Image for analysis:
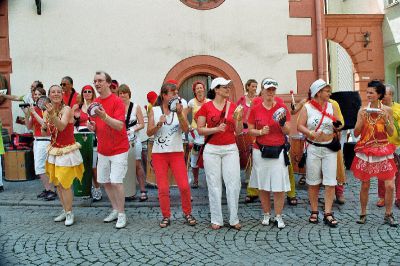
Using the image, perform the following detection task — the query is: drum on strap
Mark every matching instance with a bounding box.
[289,134,306,174]
[236,133,255,170]
[73,132,94,197]
[146,140,189,187]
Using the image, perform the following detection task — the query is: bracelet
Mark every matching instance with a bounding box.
[259,130,262,136]
[102,113,109,121]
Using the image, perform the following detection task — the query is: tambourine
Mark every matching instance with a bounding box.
[168,97,181,112]
[365,108,381,114]
[87,102,103,117]
[272,107,287,122]
[36,96,50,111]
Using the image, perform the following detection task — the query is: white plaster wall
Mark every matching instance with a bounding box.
[327,0,384,14]
[8,0,312,132]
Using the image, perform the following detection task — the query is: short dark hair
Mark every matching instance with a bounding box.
[95,71,112,83]
[62,76,73,85]
[368,80,385,100]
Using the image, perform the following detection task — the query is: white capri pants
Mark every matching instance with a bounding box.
[203,143,241,226]
[306,144,337,186]
[33,138,50,175]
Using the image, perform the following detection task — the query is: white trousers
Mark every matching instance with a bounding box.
[203,143,241,226]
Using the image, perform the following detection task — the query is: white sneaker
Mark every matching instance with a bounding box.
[275,214,285,229]
[64,211,74,226]
[54,210,66,222]
[104,209,118,223]
[262,213,272,225]
[115,213,127,229]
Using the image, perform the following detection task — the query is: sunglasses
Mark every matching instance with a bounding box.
[263,80,278,86]
[83,90,93,94]
[60,83,68,86]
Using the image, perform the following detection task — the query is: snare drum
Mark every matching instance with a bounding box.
[146,140,189,187]
[236,133,255,170]
[289,134,306,174]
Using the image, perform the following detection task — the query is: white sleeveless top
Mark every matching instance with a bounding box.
[152,106,183,153]
[305,101,334,137]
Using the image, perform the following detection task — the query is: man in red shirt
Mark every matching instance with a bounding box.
[60,76,79,108]
[88,71,130,229]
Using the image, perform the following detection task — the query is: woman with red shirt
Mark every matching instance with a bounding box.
[72,85,102,201]
[196,77,243,230]
[43,85,84,226]
[247,78,291,229]
[24,87,56,201]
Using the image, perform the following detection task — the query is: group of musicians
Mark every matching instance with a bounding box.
[11,72,399,230]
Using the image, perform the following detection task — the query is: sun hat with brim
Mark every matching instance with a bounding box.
[310,79,330,98]
[211,77,231,90]
[262,79,279,90]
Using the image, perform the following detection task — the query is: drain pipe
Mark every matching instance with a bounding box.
[315,0,325,80]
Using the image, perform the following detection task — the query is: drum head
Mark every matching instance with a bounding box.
[36,96,50,111]
[87,102,102,117]
[272,107,286,122]
[168,97,181,112]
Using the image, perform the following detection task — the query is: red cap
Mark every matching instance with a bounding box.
[166,79,178,86]
[110,80,119,89]
[147,91,158,105]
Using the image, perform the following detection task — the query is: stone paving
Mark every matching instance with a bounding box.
[1,170,400,265]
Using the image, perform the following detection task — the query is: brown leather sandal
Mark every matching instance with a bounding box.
[184,214,197,226]
[309,211,319,224]
[159,217,170,228]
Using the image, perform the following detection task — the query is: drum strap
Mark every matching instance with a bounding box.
[126,102,134,128]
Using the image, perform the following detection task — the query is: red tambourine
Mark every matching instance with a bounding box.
[87,102,103,117]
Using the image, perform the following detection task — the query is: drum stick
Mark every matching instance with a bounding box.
[224,101,231,122]
[290,90,295,105]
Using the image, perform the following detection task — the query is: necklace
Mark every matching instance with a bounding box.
[161,106,174,125]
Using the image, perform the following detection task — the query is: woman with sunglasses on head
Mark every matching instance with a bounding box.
[42,85,84,226]
[351,80,398,227]
[196,77,243,230]
[297,79,342,227]
[118,84,147,202]
[72,85,102,202]
[247,78,291,228]
[23,87,57,201]
[147,81,196,228]
[187,81,210,189]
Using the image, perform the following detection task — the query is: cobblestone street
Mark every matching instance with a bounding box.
[1,170,400,265]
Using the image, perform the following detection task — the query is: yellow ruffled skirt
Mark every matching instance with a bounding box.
[45,143,84,189]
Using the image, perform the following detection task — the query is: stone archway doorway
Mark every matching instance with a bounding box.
[163,55,244,103]
[325,14,385,102]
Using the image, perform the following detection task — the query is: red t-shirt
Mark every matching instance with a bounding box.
[63,90,79,107]
[252,96,291,121]
[195,101,237,145]
[93,94,129,156]
[32,106,44,137]
[248,102,291,148]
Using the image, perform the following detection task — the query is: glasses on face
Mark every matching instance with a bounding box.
[83,90,93,94]
[60,83,69,87]
[93,79,105,84]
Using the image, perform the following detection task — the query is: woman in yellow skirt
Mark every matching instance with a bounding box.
[43,85,84,226]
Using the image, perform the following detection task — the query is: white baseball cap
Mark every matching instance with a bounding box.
[310,79,330,98]
[262,78,279,90]
[211,77,231,90]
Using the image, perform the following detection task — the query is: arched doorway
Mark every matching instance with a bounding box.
[163,55,244,102]
[325,14,385,103]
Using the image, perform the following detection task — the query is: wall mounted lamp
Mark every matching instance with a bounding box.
[363,32,370,48]
[35,0,41,15]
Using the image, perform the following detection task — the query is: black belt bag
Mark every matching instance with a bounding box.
[256,141,284,159]
[193,143,203,152]
[306,136,341,152]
